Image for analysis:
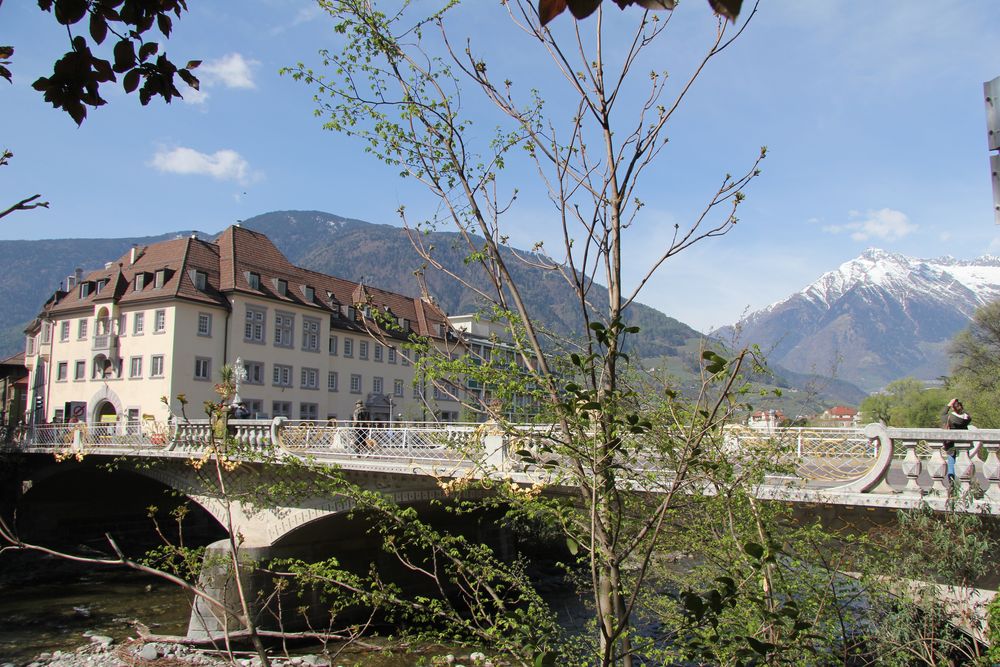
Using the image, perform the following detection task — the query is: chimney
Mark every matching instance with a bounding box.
[75,268,83,283]
[191,233,198,240]
[66,274,77,290]
[130,245,138,265]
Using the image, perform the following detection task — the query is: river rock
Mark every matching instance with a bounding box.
[137,643,159,660]
[88,635,113,647]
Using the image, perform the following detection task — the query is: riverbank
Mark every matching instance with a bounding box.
[17,636,505,667]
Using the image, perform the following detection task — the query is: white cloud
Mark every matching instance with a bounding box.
[199,53,259,90]
[149,147,258,185]
[180,53,258,104]
[822,208,917,242]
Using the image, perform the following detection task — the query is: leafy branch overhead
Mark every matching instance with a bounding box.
[538,0,743,25]
[20,0,200,124]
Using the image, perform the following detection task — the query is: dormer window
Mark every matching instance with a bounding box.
[247,272,260,290]
[303,285,315,302]
[134,273,145,291]
[154,269,167,288]
[95,279,105,294]
[191,270,207,291]
[273,278,288,297]
[79,282,91,298]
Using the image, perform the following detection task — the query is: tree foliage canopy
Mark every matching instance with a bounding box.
[4,0,199,125]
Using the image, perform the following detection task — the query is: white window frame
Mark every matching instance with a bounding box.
[245,306,266,344]
[133,312,144,335]
[300,367,319,390]
[350,374,362,394]
[129,356,143,379]
[359,340,369,360]
[329,334,338,356]
[302,316,320,352]
[197,312,212,337]
[194,357,211,381]
[343,338,354,358]
[59,321,70,342]
[150,355,165,378]
[373,376,383,394]
[328,371,339,392]
[244,360,265,385]
[272,364,292,387]
[154,309,166,333]
[393,379,404,397]
[274,311,294,348]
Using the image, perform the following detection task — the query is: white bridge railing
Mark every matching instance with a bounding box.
[8,421,1000,506]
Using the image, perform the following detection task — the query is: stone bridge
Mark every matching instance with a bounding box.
[3,419,999,641]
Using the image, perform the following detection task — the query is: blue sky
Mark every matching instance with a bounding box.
[3,1,999,333]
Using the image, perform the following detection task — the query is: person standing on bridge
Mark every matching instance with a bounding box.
[352,400,371,453]
[942,398,971,485]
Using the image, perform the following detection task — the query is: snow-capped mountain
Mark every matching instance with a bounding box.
[721,249,1000,392]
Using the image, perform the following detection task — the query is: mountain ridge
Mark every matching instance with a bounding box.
[721,249,1000,392]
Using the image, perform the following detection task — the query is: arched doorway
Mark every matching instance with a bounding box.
[95,400,117,421]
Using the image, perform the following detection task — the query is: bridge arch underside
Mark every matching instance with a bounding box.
[13,459,227,553]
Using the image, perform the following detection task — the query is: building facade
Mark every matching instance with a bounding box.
[23,225,461,425]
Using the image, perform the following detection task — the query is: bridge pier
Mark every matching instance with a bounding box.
[187,539,280,640]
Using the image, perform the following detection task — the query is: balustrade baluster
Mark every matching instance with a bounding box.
[900,440,922,495]
[982,442,1000,503]
[926,442,949,496]
[953,443,975,496]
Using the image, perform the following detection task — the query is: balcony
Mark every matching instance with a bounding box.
[92,333,119,352]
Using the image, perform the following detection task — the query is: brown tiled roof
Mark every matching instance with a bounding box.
[41,225,447,340]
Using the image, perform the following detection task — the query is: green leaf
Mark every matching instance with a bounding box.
[534,652,557,667]
[565,536,578,555]
[743,541,765,560]
[745,636,772,655]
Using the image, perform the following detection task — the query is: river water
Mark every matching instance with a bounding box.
[0,557,190,664]
[0,553,585,667]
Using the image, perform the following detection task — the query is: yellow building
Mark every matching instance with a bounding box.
[23,225,458,425]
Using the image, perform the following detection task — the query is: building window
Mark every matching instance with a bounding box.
[302,317,320,352]
[272,401,291,418]
[276,278,288,296]
[197,313,212,337]
[56,362,68,381]
[194,357,211,381]
[374,344,383,362]
[78,318,88,340]
[393,379,404,397]
[272,364,292,387]
[350,374,362,394]
[359,340,369,360]
[388,347,396,364]
[300,367,319,390]
[129,356,143,379]
[303,285,315,302]
[413,384,422,399]
[75,360,86,380]
[299,403,318,420]
[193,270,207,291]
[245,399,263,418]
[328,371,339,392]
[117,314,126,336]
[248,272,261,290]
[329,335,338,356]
[154,309,166,333]
[134,273,145,291]
[244,361,265,385]
[245,306,266,343]
[343,338,354,358]
[151,355,164,377]
[59,321,70,342]
[154,269,166,288]
[54,409,64,423]
[79,282,91,298]
[372,376,383,394]
[401,352,409,366]
[25,336,36,356]
[133,312,144,335]
[274,312,294,348]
